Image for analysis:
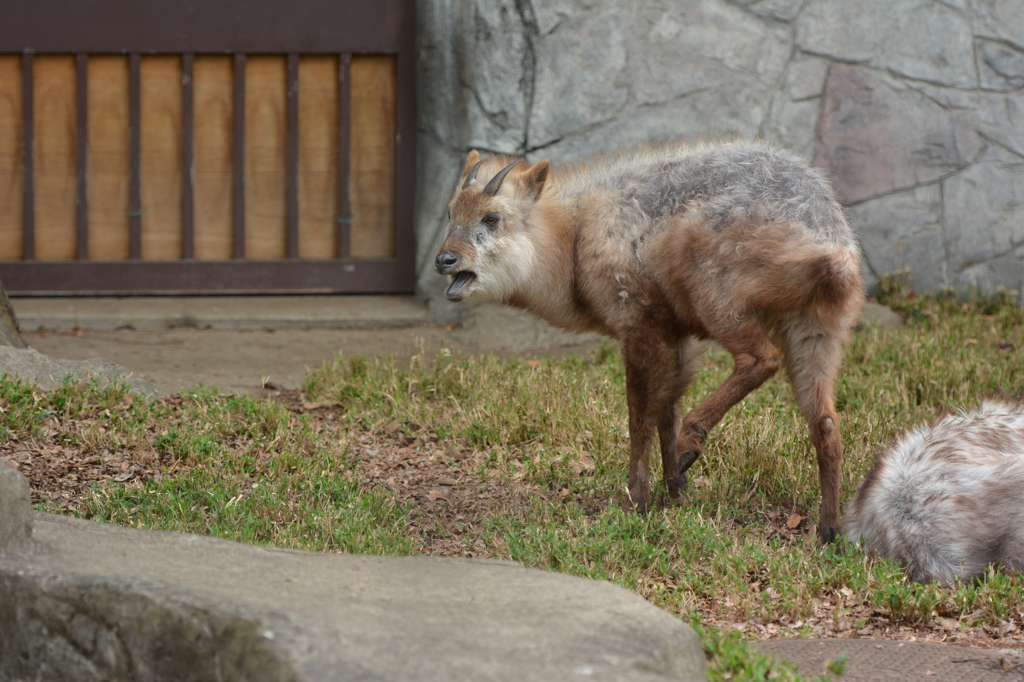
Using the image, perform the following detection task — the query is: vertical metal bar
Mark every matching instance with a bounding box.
[21,53,35,261]
[75,53,88,260]
[286,52,299,259]
[232,52,246,259]
[337,53,351,259]
[129,52,142,260]
[181,53,195,259]
[391,1,418,290]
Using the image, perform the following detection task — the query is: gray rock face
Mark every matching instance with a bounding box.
[0,462,706,682]
[795,0,976,88]
[942,145,1024,295]
[845,186,947,292]
[814,65,983,205]
[0,346,159,397]
[416,0,1024,304]
[0,462,32,548]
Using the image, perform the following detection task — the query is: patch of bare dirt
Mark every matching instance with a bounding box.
[271,389,595,558]
[703,592,1024,651]
[1,393,173,509]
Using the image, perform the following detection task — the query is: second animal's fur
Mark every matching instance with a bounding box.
[845,400,1024,585]
[435,139,864,542]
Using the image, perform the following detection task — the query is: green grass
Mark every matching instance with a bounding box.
[4,274,1024,681]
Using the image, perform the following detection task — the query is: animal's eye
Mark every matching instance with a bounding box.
[482,214,499,227]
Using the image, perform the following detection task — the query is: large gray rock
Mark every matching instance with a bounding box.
[971,0,1024,52]
[845,185,947,293]
[529,1,789,153]
[813,65,983,204]
[904,85,1024,166]
[942,144,1024,295]
[0,462,32,548]
[976,38,1024,91]
[529,5,630,149]
[0,346,159,397]
[541,79,775,163]
[795,0,976,88]
[458,0,535,152]
[0,463,706,682]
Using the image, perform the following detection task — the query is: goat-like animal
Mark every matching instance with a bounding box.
[845,400,1024,584]
[435,139,864,542]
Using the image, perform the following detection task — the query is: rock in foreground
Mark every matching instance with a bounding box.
[0,463,706,681]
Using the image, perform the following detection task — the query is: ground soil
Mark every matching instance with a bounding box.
[5,382,1023,657]
[7,312,1024,658]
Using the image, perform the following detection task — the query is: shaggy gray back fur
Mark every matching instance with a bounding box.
[557,140,856,252]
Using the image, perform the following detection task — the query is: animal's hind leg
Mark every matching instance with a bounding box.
[676,321,781,479]
[658,338,701,498]
[781,318,846,543]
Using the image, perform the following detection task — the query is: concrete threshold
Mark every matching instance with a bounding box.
[10,295,430,332]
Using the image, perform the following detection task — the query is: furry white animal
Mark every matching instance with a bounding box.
[844,400,1024,585]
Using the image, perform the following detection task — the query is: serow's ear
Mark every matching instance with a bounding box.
[462,150,482,179]
[522,159,550,201]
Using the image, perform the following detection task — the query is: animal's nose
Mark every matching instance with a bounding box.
[435,250,459,274]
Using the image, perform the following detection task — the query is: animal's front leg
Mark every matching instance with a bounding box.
[622,335,681,513]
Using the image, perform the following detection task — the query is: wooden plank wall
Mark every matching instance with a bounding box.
[140,56,183,260]
[193,56,234,260]
[0,56,22,260]
[245,55,287,259]
[0,53,396,264]
[34,55,77,260]
[298,56,338,259]
[350,55,396,259]
[87,56,130,259]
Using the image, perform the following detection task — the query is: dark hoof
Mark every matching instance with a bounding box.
[678,450,701,476]
[818,525,838,544]
[665,470,689,498]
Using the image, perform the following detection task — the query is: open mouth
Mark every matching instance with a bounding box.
[445,271,477,301]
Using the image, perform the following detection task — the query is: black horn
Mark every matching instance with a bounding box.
[483,160,522,196]
[462,160,485,189]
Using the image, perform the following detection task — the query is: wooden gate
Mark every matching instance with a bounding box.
[0,1,415,294]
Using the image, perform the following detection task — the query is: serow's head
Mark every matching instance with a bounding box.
[434,150,550,302]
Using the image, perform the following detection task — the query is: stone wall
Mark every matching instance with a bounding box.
[415,0,1024,315]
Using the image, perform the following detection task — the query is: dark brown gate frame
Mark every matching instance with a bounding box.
[0,0,416,295]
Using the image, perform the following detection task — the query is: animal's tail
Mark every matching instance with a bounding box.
[757,243,864,324]
[807,247,863,309]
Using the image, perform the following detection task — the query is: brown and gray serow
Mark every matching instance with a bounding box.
[435,139,864,542]
[845,400,1024,585]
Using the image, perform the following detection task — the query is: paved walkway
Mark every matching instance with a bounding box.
[760,639,1024,681]
[11,294,431,332]
[9,296,600,396]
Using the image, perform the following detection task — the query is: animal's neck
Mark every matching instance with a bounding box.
[504,193,597,334]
